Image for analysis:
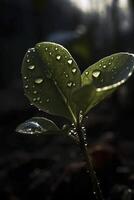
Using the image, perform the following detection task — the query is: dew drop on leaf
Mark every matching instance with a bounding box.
[56,55,61,60]
[92,70,101,78]
[25,85,28,89]
[103,65,106,68]
[46,99,50,102]
[27,59,30,63]
[33,91,37,94]
[28,65,35,70]
[35,78,44,84]
[33,98,36,102]
[37,97,41,101]
[67,82,73,87]
[68,59,73,65]
[24,76,27,80]
[72,68,77,73]
[85,71,89,75]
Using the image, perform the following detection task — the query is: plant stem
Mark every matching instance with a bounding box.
[77,123,104,200]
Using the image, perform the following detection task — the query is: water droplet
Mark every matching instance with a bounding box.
[27,59,30,63]
[28,65,35,70]
[37,97,40,101]
[85,71,89,75]
[55,47,58,51]
[46,99,50,102]
[65,74,69,78]
[67,82,73,87]
[68,59,73,65]
[109,62,111,65]
[99,64,101,67]
[72,68,77,73]
[68,132,71,136]
[49,52,52,55]
[128,189,132,193]
[39,101,42,104]
[56,55,61,60]
[24,76,27,80]
[33,91,37,94]
[93,191,96,195]
[103,65,106,68]
[111,57,114,60]
[35,78,43,84]
[33,98,36,102]
[45,47,48,51]
[92,70,101,78]
[73,83,76,87]
[25,85,28,89]
[128,72,132,77]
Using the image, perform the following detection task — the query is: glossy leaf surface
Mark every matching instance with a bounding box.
[22,42,81,123]
[81,53,134,113]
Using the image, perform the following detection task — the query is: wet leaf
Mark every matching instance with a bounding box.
[81,53,134,113]
[22,42,81,123]
[71,84,96,116]
[16,117,60,135]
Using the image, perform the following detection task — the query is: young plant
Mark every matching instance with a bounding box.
[16,42,134,200]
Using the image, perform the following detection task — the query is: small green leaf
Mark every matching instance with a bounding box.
[16,117,60,135]
[81,53,134,113]
[71,84,96,116]
[22,42,81,123]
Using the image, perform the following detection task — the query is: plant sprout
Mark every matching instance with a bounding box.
[16,42,134,200]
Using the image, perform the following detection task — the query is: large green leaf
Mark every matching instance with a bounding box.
[22,42,81,123]
[80,53,134,114]
[16,117,60,135]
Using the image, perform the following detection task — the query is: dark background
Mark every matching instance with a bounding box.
[0,0,134,199]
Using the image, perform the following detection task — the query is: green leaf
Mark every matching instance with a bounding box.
[16,117,60,135]
[71,84,96,116]
[22,42,81,123]
[81,53,134,114]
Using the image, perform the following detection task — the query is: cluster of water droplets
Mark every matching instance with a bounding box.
[68,123,78,138]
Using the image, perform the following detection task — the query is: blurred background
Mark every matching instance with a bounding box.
[0,0,134,199]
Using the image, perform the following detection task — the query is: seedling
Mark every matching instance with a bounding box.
[16,42,134,200]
